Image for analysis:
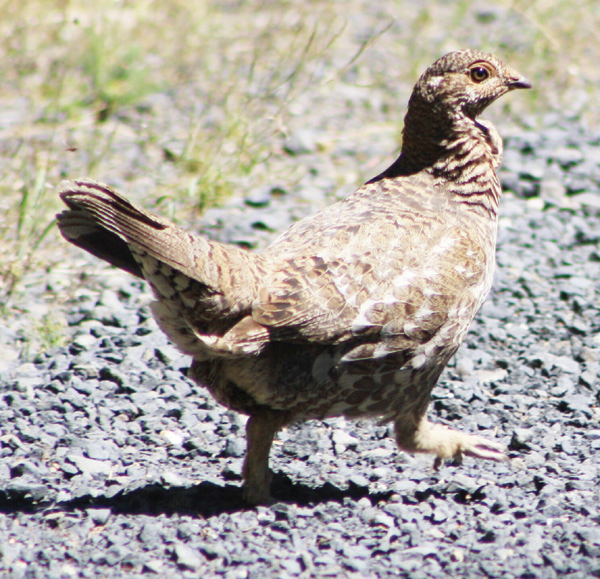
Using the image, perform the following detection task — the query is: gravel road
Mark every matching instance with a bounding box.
[2,119,600,578]
[2,13,600,578]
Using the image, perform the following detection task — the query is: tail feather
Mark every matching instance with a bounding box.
[56,179,266,322]
[57,179,211,282]
[56,206,144,277]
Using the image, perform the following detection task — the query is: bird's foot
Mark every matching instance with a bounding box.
[396,417,507,469]
[431,429,507,470]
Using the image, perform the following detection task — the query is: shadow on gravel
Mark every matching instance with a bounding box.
[0,474,394,518]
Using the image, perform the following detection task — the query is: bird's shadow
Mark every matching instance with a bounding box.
[0,473,393,518]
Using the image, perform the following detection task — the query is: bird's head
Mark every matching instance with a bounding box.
[398,50,531,170]
[413,49,531,120]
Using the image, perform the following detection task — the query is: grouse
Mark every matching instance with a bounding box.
[57,49,531,504]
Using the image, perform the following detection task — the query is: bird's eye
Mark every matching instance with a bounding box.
[470,66,490,83]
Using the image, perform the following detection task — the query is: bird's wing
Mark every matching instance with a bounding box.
[189,175,492,359]
[248,214,491,357]
[252,253,369,344]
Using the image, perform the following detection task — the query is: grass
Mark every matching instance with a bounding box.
[1,0,599,358]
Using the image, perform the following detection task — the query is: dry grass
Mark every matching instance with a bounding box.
[1,0,599,354]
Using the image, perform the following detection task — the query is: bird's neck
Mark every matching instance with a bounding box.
[427,118,502,218]
[371,110,501,219]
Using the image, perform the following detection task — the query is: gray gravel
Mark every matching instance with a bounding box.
[1,119,600,578]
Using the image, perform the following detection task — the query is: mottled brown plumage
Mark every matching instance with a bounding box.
[57,50,531,504]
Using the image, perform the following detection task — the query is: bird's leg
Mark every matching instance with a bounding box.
[394,415,506,469]
[242,408,287,505]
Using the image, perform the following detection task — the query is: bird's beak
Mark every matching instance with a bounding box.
[510,76,532,90]
[506,69,532,90]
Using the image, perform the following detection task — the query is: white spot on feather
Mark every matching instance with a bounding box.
[421,267,439,279]
[431,236,457,254]
[428,76,443,89]
[410,353,428,369]
[423,285,442,298]
[403,320,420,334]
[393,270,417,288]
[372,343,393,358]
[351,311,372,333]
[415,304,435,319]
